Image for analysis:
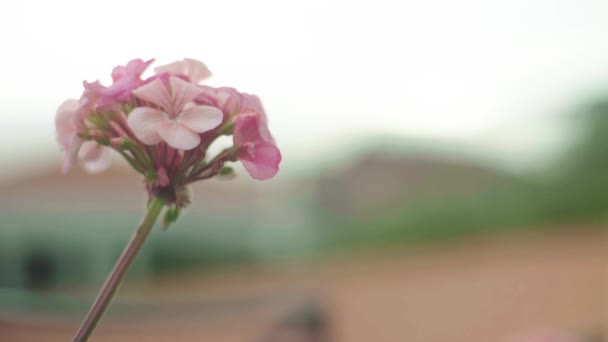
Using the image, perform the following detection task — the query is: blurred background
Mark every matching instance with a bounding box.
[2,0,608,341]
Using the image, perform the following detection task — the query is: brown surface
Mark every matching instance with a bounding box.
[1,227,607,341]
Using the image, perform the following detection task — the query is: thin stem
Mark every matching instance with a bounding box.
[125,142,153,170]
[73,197,165,342]
[186,147,237,181]
[116,150,145,174]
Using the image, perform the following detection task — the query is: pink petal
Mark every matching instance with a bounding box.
[183,58,212,83]
[80,140,104,161]
[127,107,167,145]
[233,113,281,180]
[154,61,183,77]
[55,99,79,148]
[221,88,244,116]
[214,91,232,109]
[112,58,154,81]
[241,93,266,119]
[233,114,263,145]
[158,121,200,150]
[198,87,268,125]
[132,78,171,110]
[80,141,111,173]
[154,58,211,84]
[83,79,135,109]
[241,141,281,180]
[256,114,274,142]
[82,80,106,94]
[201,87,244,117]
[62,135,85,174]
[169,76,205,114]
[75,90,98,125]
[85,59,153,110]
[179,105,223,133]
[195,86,223,107]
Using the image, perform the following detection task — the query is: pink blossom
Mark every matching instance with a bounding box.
[55,99,110,173]
[57,57,280,186]
[127,76,223,150]
[154,58,211,84]
[233,113,281,180]
[84,58,154,110]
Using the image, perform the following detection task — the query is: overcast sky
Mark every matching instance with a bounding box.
[1,0,608,176]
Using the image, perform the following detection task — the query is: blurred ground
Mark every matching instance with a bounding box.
[1,226,606,341]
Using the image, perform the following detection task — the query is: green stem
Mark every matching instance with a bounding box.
[186,147,237,180]
[129,145,153,170]
[73,197,165,341]
[116,150,145,174]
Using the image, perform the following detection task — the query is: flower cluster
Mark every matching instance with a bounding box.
[56,58,281,210]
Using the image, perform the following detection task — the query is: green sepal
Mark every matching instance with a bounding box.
[161,205,181,230]
[219,166,234,176]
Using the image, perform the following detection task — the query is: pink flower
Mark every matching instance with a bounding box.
[55,99,110,173]
[127,76,223,150]
[233,114,281,180]
[84,58,154,110]
[57,57,281,186]
[154,58,211,84]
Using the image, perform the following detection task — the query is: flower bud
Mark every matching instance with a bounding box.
[89,130,110,145]
[109,137,128,149]
[162,206,181,230]
[155,167,170,187]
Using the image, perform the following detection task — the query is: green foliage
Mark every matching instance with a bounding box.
[323,177,608,252]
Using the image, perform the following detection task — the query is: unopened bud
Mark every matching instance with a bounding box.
[110,137,128,149]
[155,167,170,187]
[218,166,236,180]
[89,130,110,145]
[122,137,138,148]
[219,166,234,176]
[109,137,137,149]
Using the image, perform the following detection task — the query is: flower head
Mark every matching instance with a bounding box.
[56,57,281,208]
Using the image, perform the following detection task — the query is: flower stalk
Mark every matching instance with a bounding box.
[73,196,165,342]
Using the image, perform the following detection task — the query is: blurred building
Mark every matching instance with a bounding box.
[0,163,309,291]
[317,151,518,218]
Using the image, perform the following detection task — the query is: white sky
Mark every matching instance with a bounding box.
[1,0,608,175]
